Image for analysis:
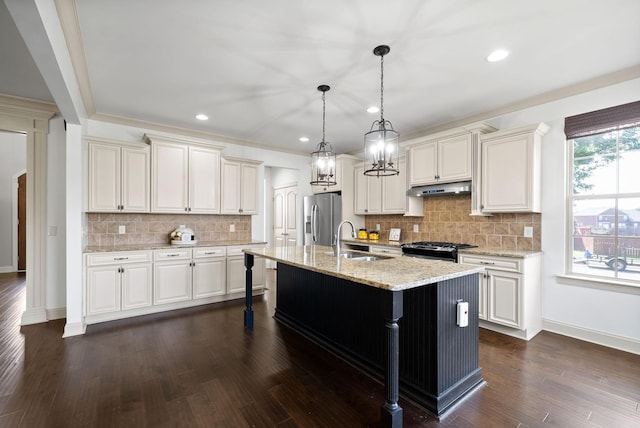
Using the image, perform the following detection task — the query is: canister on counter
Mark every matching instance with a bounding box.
[368,230,379,240]
[358,228,368,239]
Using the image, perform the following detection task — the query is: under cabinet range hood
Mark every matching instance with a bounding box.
[407,181,472,197]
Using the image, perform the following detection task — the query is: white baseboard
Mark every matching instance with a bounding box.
[63,321,86,337]
[0,266,15,273]
[21,307,47,325]
[542,319,640,355]
[46,307,66,320]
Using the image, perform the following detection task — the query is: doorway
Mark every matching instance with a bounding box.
[17,172,26,271]
[273,184,298,250]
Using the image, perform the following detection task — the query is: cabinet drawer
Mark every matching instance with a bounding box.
[153,248,192,261]
[459,254,522,272]
[369,245,402,256]
[86,251,152,266]
[226,245,266,257]
[194,247,226,258]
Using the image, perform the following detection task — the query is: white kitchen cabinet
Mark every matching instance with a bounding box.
[85,251,152,316]
[221,157,261,215]
[369,245,403,256]
[354,165,382,215]
[480,123,549,213]
[226,245,266,294]
[87,137,150,212]
[153,248,192,304]
[145,134,223,214]
[354,157,421,216]
[408,134,471,186]
[192,247,227,298]
[459,252,542,340]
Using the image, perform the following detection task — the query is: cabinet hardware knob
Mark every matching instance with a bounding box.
[184,207,188,212]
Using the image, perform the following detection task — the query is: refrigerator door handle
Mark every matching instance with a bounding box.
[311,204,318,242]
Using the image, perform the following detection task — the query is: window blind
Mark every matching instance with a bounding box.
[564,100,640,139]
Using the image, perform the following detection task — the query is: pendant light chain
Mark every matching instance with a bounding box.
[379,53,384,124]
[322,89,326,143]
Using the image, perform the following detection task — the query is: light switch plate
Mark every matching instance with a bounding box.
[524,226,533,238]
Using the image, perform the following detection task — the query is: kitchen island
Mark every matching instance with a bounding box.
[243,245,485,427]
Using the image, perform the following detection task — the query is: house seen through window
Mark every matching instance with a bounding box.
[567,101,640,284]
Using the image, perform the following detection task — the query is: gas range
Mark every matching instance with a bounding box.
[401,241,477,262]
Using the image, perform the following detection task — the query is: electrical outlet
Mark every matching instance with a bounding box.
[376,224,380,231]
[413,224,419,233]
[524,226,533,238]
[118,225,126,234]
[229,224,235,232]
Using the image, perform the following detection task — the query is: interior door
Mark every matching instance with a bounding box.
[273,188,285,249]
[18,173,26,271]
[273,184,298,249]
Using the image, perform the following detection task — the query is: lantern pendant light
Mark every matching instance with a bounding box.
[310,84,337,186]
[364,45,399,177]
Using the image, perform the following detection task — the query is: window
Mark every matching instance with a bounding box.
[566,101,640,284]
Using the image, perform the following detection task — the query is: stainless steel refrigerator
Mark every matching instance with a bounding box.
[303,193,342,246]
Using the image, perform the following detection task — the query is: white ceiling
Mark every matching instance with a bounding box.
[2,0,640,154]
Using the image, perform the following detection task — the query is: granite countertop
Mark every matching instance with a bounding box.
[244,245,483,292]
[84,240,267,253]
[459,247,543,258]
[342,238,406,248]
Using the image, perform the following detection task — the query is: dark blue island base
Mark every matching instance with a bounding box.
[243,253,484,427]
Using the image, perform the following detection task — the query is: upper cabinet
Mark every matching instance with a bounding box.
[311,154,358,194]
[221,157,261,215]
[408,134,471,186]
[405,124,497,187]
[145,134,223,214]
[480,123,549,213]
[87,137,150,213]
[354,157,422,216]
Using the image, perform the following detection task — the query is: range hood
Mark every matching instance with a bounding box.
[407,181,472,197]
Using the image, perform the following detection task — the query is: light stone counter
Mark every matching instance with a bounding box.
[244,245,483,291]
[84,240,266,253]
[459,247,543,258]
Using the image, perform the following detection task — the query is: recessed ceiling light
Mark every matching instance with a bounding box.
[299,137,309,142]
[195,114,209,121]
[486,49,509,62]
[367,106,380,114]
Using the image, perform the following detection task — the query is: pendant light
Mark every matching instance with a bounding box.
[310,84,337,186]
[364,45,399,177]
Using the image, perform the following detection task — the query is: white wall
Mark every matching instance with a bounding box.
[482,78,640,348]
[0,130,26,271]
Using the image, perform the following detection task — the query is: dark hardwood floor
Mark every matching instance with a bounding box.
[1,270,639,427]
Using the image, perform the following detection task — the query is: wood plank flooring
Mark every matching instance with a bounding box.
[0,270,639,427]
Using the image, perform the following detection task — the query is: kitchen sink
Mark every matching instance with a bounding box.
[326,251,392,261]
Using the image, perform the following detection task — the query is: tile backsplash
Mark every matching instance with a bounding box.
[87,213,251,247]
[364,195,541,251]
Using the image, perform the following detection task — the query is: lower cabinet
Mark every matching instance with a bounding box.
[226,245,266,294]
[84,244,265,324]
[86,251,153,316]
[459,252,542,340]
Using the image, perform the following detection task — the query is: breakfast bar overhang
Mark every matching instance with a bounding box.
[243,245,485,428]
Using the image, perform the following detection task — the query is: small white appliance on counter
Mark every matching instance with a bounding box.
[170,225,197,245]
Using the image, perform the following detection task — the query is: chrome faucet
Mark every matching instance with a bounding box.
[334,220,356,257]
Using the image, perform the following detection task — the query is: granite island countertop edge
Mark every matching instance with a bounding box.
[244,245,484,291]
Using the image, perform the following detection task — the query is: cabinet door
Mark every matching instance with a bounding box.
[409,141,438,186]
[121,146,150,212]
[487,269,521,328]
[226,256,245,294]
[481,135,533,212]
[354,166,369,214]
[189,146,220,214]
[381,157,407,214]
[478,273,487,320]
[86,265,121,314]
[438,134,472,182]
[240,163,258,214]
[152,142,189,213]
[88,142,121,212]
[193,258,226,298]
[121,263,152,310]
[221,160,241,214]
[153,261,192,304]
